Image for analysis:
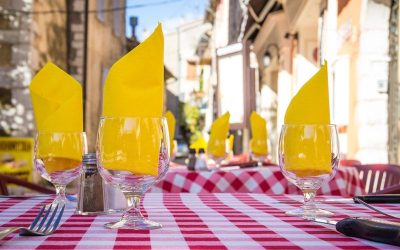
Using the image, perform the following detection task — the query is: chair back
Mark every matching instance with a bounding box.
[374,184,400,194]
[355,164,400,194]
[0,174,54,195]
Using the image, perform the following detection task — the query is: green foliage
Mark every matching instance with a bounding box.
[183,103,205,144]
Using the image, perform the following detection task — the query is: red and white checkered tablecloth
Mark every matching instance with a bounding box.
[151,166,365,197]
[1,193,399,249]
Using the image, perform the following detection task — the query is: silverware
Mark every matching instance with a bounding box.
[309,216,400,246]
[354,197,400,220]
[273,198,354,204]
[275,195,400,204]
[0,203,65,241]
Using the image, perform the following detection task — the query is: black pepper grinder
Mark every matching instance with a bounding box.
[187,148,197,171]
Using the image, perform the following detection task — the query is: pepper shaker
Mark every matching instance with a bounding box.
[76,153,105,215]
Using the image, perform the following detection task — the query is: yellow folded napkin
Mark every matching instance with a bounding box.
[165,111,176,156]
[190,136,208,152]
[208,112,230,157]
[228,134,234,153]
[284,62,331,177]
[250,111,268,156]
[29,62,83,173]
[100,24,164,177]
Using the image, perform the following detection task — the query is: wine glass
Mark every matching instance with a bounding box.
[278,124,339,217]
[96,117,170,230]
[249,138,269,166]
[207,138,227,170]
[34,132,87,205]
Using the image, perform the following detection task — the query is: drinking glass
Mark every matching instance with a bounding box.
[278,124,339,217]
[96,117,170,230]
[249,138,269,166]
[207,138,227,170]
[34,132,87,205]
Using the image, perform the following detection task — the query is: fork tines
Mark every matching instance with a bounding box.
[28,203,65,234]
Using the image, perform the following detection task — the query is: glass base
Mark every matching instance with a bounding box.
[104,218,162,230]
[285,207,334,218]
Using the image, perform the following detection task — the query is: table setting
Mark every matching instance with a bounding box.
[1,24,400,249]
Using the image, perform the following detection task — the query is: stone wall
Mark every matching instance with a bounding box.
[0,0,34,136]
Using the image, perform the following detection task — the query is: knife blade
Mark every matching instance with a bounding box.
[309,217,400,246]
[275,195,400,204]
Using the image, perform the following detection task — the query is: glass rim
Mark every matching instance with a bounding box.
[281,124,337,127]
[100,116,166,120]
[36,131,86,135]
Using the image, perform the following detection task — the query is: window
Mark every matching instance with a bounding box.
[100,67,109,108]
[113,0,121,36]
[97,0,105,22]
[0,43,12,67]
[101,67,109,88]
[186,61,197,80]
[0,14,10,29]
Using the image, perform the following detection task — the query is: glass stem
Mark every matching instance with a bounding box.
[54,184,67,203]
[124,193,143,220]
[302,189,317,211]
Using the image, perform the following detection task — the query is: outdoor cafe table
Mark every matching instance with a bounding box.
[151,166,365,197]
[1,193,399,249]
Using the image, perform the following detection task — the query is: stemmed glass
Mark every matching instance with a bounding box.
[207,138,227,170]
[96,117,170,230]
[34,132,87,205]
[249,138,269,166]
[278,124,339,217]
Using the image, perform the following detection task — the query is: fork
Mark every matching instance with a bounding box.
[0,203,65,241]
[354,197,400,220]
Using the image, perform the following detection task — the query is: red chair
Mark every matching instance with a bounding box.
[355,164,400,194]
[339,159,361,167]
[0,174,54,195]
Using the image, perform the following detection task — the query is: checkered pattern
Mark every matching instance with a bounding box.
[151,167,365,197]
[0,194,398,249]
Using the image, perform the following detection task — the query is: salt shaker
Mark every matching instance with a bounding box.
[76,153,127,215]
[76,153,105,215]
[194,148,208,170]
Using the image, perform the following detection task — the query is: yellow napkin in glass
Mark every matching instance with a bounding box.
[29,62,83,173]
[228,134,234,153]
[284,62,331,177]
[101,24,164,177]
[190,136,208,152]
[250,111,268,156]
[208,112,230,157]
[165,111,176,156]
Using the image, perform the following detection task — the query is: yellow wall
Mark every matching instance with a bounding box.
[336,0,362,159]
[86,0,126,150]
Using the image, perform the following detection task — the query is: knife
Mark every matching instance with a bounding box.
[310,217,400,246]
[354,194,400,204]
[275,195,400,204]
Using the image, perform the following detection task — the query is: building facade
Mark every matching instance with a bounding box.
[85,0,126,150]
[205,0,398,163]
